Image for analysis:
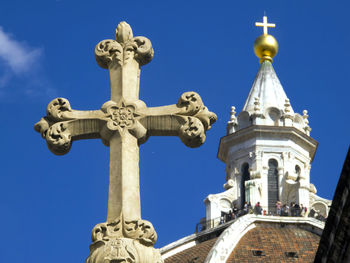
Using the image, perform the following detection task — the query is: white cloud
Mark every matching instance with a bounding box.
[0,27,42,74]
[0,27,56,100]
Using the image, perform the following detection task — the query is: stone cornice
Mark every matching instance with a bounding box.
[217,125,318,163]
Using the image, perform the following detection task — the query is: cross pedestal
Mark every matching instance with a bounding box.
[34,22,216,263]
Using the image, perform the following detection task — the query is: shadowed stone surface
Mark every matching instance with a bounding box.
[314,147,350,263]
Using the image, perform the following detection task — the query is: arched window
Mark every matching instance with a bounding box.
[295,165,301,180]
[241,163,250,208]
[268,159,279,214]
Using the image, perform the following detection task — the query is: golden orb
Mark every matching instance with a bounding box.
[253,34,278,63]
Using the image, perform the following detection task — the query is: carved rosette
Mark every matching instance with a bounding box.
[86,218,163,263]
[100,100,147,143]
[95,21,154,69]
[103,101,137,131]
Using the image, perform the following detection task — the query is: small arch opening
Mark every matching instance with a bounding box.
[268,159,279,214]
[295,165,301,180]
[241,163,250,208]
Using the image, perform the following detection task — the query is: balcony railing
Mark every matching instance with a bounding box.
[195,206,327,233]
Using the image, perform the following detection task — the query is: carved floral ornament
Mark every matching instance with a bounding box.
[101,100,139,133]
[95,21,154,68]
[91,218,157,246]
[87,218,162,263]
[107,104,135,129]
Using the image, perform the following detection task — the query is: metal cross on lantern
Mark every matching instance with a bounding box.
[255,16,276,35]
[34,22,216,263]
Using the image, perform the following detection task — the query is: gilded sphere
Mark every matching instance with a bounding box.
[253,34,278,61]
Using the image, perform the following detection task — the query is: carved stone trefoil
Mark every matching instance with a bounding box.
[95,21,154,69]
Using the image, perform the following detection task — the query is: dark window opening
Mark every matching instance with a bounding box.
[285,251,298,258]
[268,159,279,214]
[187,256,199,263]
[252,250,265,256]
[295,165,301,180]
[241,163,250,208]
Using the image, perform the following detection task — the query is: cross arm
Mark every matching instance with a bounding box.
[137,92,217,148]
[34,98,122,155]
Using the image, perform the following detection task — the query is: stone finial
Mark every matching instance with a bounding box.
[284,98,291,113]
[115,21,133,44]
[228,106,237,125]
[282,98,294,126]
[253,97,261,113]
[227,106,238,135]
[303,110,309,125]
[252,97,264,125]
[303,109,311,135]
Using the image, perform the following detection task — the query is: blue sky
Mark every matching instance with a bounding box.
[1,1,349,262]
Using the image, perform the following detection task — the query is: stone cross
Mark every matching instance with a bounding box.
[255,16,275,35]
[34,22,216,263]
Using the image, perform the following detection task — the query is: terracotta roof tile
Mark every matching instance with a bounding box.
[227,224,320,263]
[164,238,218,263]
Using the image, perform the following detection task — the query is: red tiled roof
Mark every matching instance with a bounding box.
[164,238,218,263]
[227,224,320,263]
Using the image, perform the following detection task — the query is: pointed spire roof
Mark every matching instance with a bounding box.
[226,16,311,136]
[242,60,294,114]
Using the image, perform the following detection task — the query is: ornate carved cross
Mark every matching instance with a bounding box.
[34,22,216,263]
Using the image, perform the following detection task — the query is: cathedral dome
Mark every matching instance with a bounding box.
[161,216,324,263]
[228,223,320,262]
